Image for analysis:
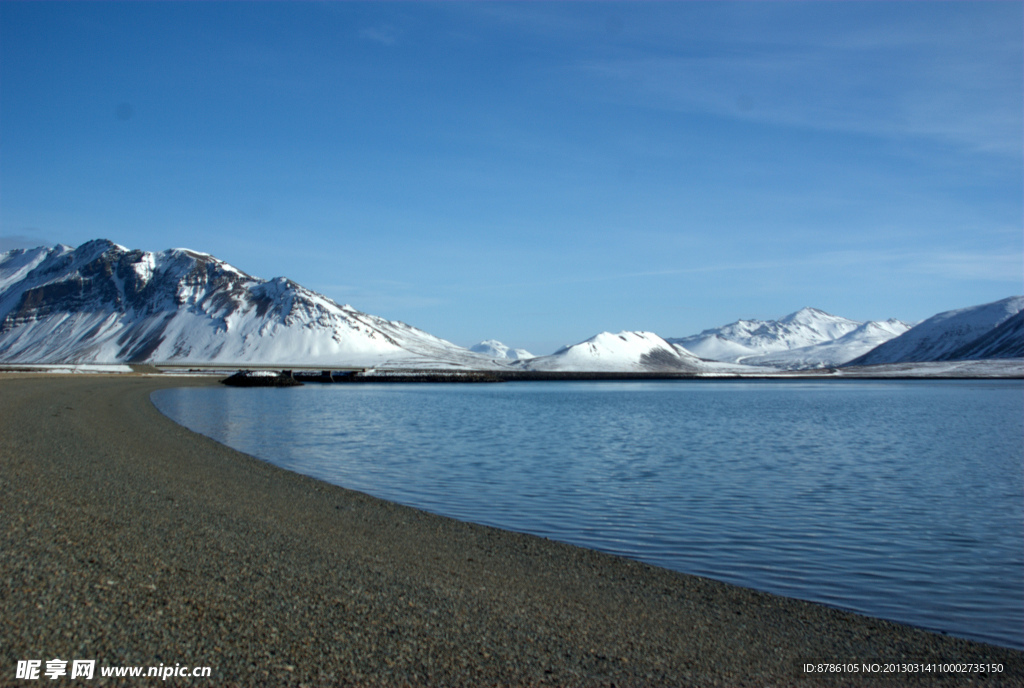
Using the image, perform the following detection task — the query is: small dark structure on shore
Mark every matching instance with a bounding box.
[221,370,303,387]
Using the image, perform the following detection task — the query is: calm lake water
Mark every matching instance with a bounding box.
[153,380,1024,649]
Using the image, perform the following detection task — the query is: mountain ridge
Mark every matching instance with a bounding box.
[1,240,1021,373]
[0,240,480,366]
[845,296,1024,366]
[519,331,706,373]
[0,240,720,372]
[469,340,534,361]
[669,307,910,369]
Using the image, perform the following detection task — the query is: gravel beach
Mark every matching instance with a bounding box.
[1,374,1021,687]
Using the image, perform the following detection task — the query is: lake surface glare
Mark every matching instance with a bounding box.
[153,380,1024,650]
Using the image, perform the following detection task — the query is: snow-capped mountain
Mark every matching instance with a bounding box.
[741,319,912,369]
[0,239,491,366]
[5,240,1018,374]
[938,310,1023,361]
[518,331,705,372]
[669,307,908,369]
[846,296,1024,366]
[469,340,534,360]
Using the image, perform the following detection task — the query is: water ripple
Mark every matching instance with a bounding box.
[154,380,1024,650]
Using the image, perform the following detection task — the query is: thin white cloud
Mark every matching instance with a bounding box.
[566,4,1022,157]
[0,233,53,252]
[476,247,1022,293]
[359,24,401,47]
[908,250,1023,283]
[579,46,1020,156]
[785,248,1023,283]
[315,282,445,313]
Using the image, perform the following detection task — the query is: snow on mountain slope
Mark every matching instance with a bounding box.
[673,334,760,362]
[0,244,70,294]
[469,340,535,360]
[518,331,707,372]
[8,240,1015,373]
[937,310,1024,361]
[846,296,1024,366]
[671,307,869,365]
[742,319,912,369]
[0,239,490,366]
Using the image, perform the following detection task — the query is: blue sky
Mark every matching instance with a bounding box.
[2,2,1021,354]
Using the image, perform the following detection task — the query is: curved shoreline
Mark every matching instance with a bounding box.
[1,374,1021,686]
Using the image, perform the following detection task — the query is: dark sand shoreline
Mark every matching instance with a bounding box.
[1,374,1021,686]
